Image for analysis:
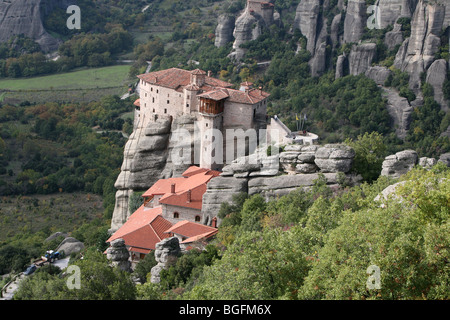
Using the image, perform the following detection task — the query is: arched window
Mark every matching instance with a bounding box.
[173,212,179,219]
[195,215,201,222]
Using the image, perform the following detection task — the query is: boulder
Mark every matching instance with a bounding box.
[314,144,355,173]
[418,157,437,168]
[56,237,84,256]
[381,150,418,178]
[438,153,450,167]
[45,232,68,243]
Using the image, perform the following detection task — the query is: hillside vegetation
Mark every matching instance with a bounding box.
[12,165,450,300]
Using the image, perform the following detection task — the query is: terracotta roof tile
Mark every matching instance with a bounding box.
[165,220,218,239]
[137,68,232,91]
[107,206,172,251]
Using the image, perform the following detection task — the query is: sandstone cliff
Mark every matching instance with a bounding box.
[110,114,197,232]
[0,0,71,52]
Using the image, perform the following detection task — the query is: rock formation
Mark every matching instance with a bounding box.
[56,237,84,256]
[382,87,413,140]
[365,66,392,86]
[375,0,419,29]
[110,114,197,232]
[106,238,132,272]
[348,43,377,76]
[0,0,70,52]
[393,0,446,93]
[343,0,367,44]
[384,23,405,51]
[150,237,181,284]
[426,59,449,111]
[381,150,418,178]
[215,15,236,47]
[202,143,361,223]
[226,0,279,61]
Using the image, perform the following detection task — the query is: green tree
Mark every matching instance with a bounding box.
[345,131,387,182]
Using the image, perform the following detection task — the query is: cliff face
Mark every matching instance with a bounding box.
[394,0,446,93]
[0,0,71,52]
[110,114,197,232]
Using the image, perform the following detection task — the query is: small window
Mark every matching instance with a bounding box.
[206,123,208,127]
[173,212,179,219]
[195,215,201,222]
[164,109,167,114]
[152,97,155,103]
[157,89,159,93]
[167,100,170,104]
[187,104,190,108]
[151,87,153,92]
[153,108,155,113]
[145,93,147,97]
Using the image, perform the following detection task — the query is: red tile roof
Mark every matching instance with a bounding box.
[137,68,233,92]
[165,220,218,242]
[142,166,220,210]
[134,99,140,107]
[107,206,172,251]
[197,87,270,104]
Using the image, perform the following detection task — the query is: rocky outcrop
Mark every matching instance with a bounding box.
[382,87,413,140]
[150,237,181,284]
[106,238,131,272]
[293,0,330,76]
[426,59,449,112]
[348,43,377,76]
[56,237,84,256]
[202,143,361,222]
[439,153,450,167]
[215,14,236,47]
[394,0,446,93]
[110,115,196,232]
[229,10,264,61]
[202,176,248,225]
[0,0,70,52]
[228,1,278,62]
[381,150,418,178]
[365,66,392,85]
[375,0,419,29]
[314,144,355,173]
[343,0,367,44]
[384,23,404,51]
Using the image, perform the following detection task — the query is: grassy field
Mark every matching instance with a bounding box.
[0,65,133,104]
[0,65,132,91]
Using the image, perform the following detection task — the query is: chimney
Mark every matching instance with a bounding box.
[187,189,191,203]
[211,217,217,228]
[207,70,212,77]
[171,183,176,193]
